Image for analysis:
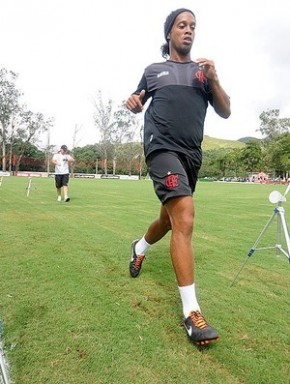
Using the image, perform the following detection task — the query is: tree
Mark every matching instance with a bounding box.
[216,149,233,177]
[258,109,290,177]
[240,139,264,173]
[270,133,290,179]
[225,148,243,177]
[73,144,102,173]
[258,109,290,140]
[12,140,46,171]
[14,110,53,171]
[71,124,83,174]
[93,92,142,175]
[199,149,224,178]
[0,68,22,171]
[72,124,82,149]
[93,91,115,174]
[112,103,141,175]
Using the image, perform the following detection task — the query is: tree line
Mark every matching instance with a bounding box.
[200,109,290,180]
[0,68,143,175]
[1,68,290,178]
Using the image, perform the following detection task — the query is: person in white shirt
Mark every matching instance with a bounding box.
[51,145,74,202]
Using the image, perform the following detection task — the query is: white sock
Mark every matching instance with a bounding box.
[178,284,201,318]
[135,235,150,255]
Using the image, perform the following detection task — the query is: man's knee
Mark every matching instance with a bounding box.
[170,207,194,234]
[160,206,172,231]
[160,216,172,231]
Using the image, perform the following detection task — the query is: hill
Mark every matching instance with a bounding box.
[238,136,260,143]
[202,135,245,151]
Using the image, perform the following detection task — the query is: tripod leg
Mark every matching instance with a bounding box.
[276,209,282,257]
[247,211,277,257]
[230,255,251,287]
[231,210,277,286]
[278,210,290,261]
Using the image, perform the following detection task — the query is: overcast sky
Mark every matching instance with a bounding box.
[1,0,290,149]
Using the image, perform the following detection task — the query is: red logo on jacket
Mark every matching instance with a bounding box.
[195,70,206,83]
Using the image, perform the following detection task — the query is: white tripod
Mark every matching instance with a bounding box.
[231,183,290,286]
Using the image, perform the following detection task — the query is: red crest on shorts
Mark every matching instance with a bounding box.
[165,174,179,189]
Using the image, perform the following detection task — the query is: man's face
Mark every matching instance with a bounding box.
[169,12,196,56]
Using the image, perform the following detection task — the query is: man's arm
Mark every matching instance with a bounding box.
[67,155,74,164]
[197,58,231,119]
[209,78,231,119]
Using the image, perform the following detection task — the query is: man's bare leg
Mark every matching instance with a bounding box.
[56,188,62,202]
[130,205,171,277]
[164,196,194,286]
[164,196,219,345]
[144,204,172,244]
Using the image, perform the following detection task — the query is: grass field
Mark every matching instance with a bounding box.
[1,176,290,384]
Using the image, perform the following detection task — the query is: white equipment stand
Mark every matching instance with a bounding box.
[26,177,32,197]
[231,183,290,286]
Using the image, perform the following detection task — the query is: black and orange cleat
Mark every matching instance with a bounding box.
[184,311,219,346]
[129,239,145,278]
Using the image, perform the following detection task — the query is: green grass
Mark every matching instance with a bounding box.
[1,177,290,383]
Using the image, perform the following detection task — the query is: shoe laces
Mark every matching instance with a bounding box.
[189,311,208,330]
[133,255,145,270]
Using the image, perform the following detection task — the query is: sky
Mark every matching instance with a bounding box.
[1,0,290,149]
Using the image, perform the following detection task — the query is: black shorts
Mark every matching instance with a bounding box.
[55,174,69,189]
[146,151,200,204]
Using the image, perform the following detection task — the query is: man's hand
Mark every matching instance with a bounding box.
[125,90,145,114]
[196,58,218,81]
[196,58,230,119]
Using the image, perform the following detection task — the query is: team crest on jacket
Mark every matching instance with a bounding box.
[165,173,179,189]
[195,70,206,83]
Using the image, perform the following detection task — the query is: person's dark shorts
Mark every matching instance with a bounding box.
[146,150,200,204]
[55,174,69,189]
